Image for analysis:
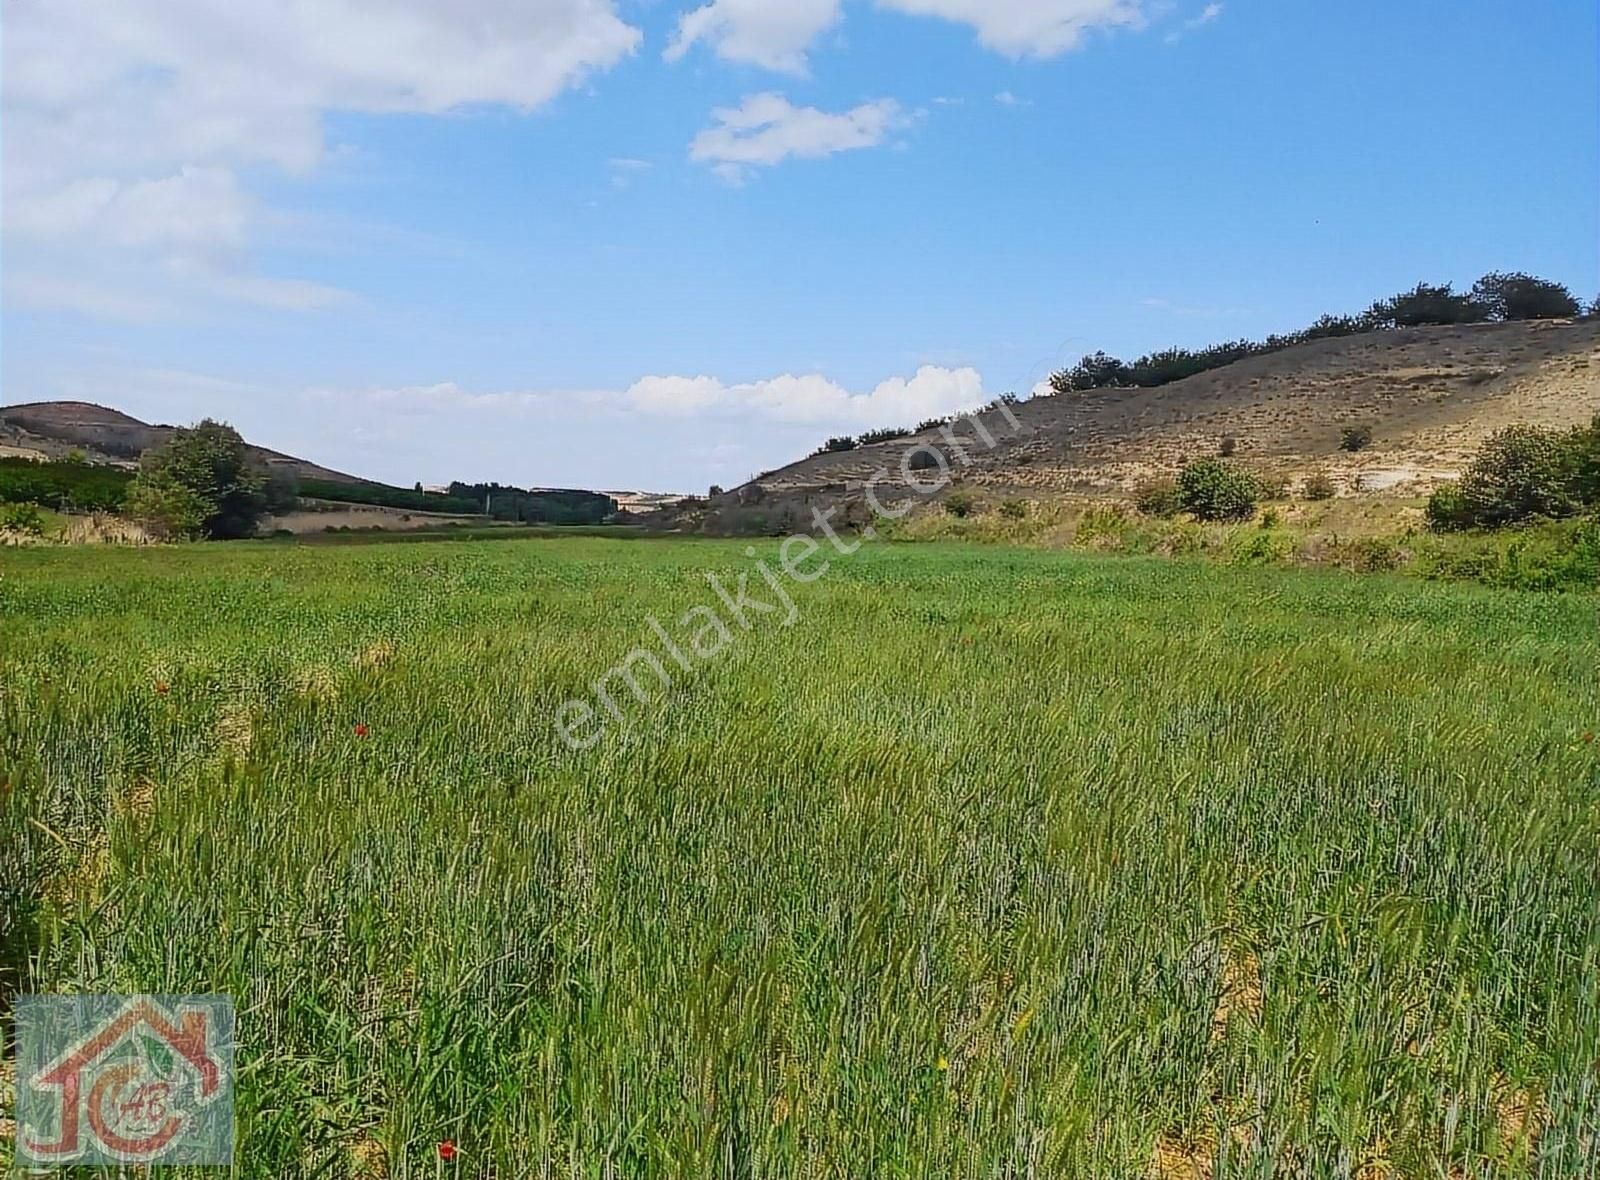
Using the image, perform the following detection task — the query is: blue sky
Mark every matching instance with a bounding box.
[3,1,1596,491]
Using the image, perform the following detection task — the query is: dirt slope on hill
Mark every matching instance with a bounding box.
[747,319,1600,504]
[0,401,361,483]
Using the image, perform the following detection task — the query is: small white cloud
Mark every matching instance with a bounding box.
[1167,3,1224,42]
[994,91,1032,107]
[690,93,911,182]
[665,0,844,74]
[875,0,1145,58]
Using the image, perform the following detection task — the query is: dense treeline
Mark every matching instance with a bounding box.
[1050,272,1588,394]
[445,483,617,525]
[300,479,483,515]
[0,455,134,512]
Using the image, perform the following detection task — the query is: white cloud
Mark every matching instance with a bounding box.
[994,91,1032,107]
[875,0,1145,58]
[1167,3,1224,42]
[665,0,844,74]
[2,0,642,317]
[690,93,911,181]
[626,365,988,427]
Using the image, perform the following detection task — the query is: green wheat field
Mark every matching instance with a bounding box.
[2,537,1597,1178]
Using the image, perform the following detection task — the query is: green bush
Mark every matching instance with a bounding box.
[1427,425,1581,531]
[0,503,46,536]
[1424,483,1473,532]
[1471,272,1581,321]
[1218,436,1238,458]
[813,436,858,455]
[1177,460,1260,522]
[998,499,1028,520]
[1367,282,1487,328]
[1134,479,1183,519]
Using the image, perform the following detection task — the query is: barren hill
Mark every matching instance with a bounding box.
[0,401,361,483]
[745,319,1600,505]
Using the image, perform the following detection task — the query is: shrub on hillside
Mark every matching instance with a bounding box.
[813,436,858,456]
[1177,460,1260,522]
[1340,424,1375,453]
[998,498,1029,520]
[858,427,912,446]
[1367,282,1488,328]
[1470,272,1580,321]
[1049,351,1131,394]
[1218,436,1238,458]
[1134,478,1183,519]
[1426,425,1582,531]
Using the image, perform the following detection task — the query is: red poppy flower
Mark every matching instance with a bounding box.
[155,682,170,696]
[437,1141,457,1161]
[354,724,370,738]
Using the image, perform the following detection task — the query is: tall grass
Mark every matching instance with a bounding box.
[1,538,1597,1177]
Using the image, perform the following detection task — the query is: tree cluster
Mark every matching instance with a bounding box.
[446,483,617,526]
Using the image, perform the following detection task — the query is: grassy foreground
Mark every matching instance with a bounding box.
[1,537,1597,1178]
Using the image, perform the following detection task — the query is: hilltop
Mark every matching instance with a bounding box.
[0,401,363,484]
[715,318,1599,524]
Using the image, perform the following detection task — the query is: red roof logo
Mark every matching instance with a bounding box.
[22,997,231,1165]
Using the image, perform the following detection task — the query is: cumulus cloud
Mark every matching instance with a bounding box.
[666,0,844,74]
[690,93,911,181]
[875,0,1145,58]
[626,365,988,427]
[2,0,642,316]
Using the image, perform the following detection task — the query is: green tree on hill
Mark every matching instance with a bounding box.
[126,420,266,540]
[1366,282,1487,328]
[1470,272,1580,321]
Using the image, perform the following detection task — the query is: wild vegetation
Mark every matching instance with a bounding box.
[898,493,1600,593]
[1427,418,1600,532]
[1,537,1595,1177]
